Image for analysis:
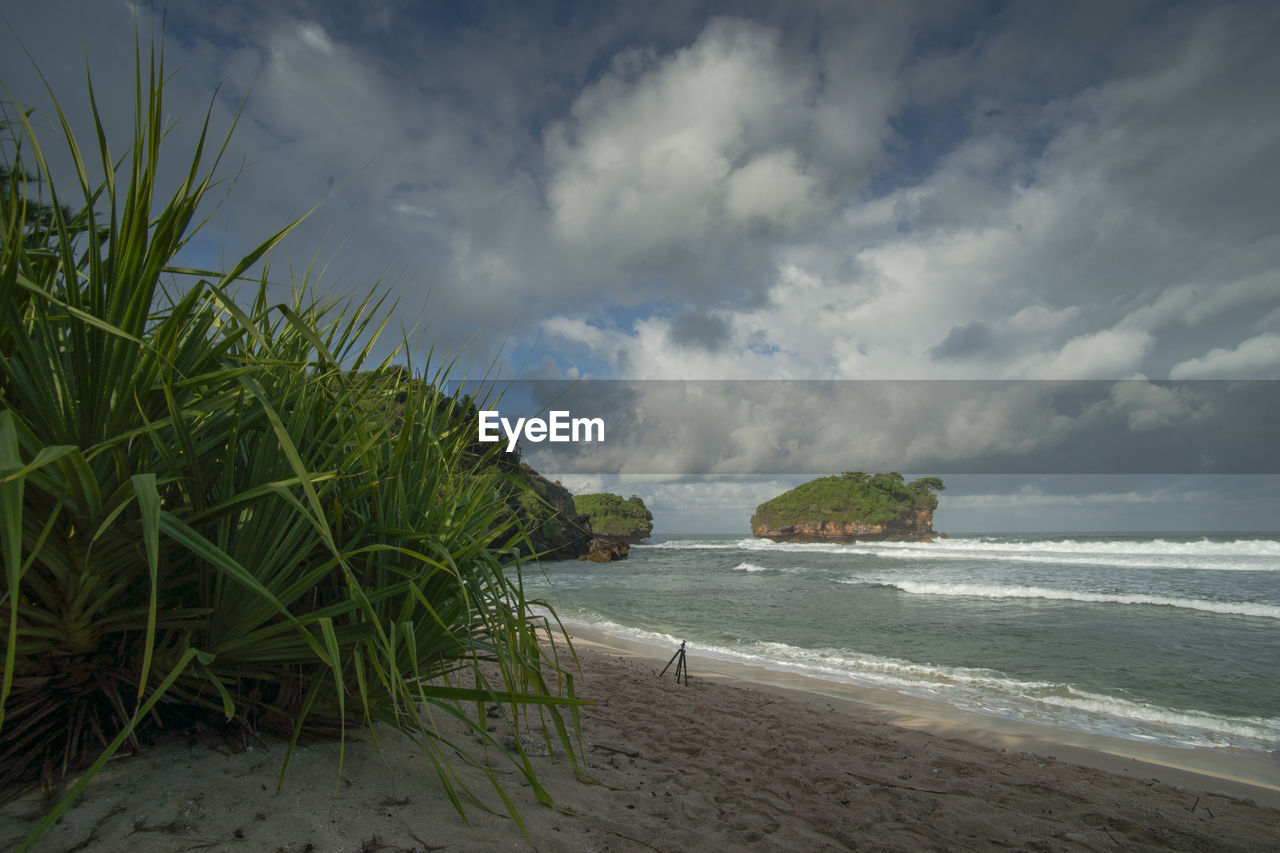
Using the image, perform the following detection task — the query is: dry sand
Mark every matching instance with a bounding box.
[3,632,1279,852]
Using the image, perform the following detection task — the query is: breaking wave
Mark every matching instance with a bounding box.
[864,580,1280,619]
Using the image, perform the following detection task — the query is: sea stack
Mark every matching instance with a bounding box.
[751,472,944,543]
[572,493,654,544]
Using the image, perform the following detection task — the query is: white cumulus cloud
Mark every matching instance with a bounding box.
[1170,333,1280,379]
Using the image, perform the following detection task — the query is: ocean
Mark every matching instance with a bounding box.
[522,533,1280,757]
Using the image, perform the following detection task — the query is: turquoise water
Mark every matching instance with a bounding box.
[522,534,1280,753]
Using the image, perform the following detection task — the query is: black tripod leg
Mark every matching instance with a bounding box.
[659,648,682,678]
[661,642,690,684]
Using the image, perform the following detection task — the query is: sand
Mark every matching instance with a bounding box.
[3,631,1278,852]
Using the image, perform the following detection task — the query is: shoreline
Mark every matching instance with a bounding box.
[560,622,1280,808]
[5,634,1280,851]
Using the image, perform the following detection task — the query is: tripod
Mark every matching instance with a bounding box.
[659,640,691,686]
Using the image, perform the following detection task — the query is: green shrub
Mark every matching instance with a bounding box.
[1,41,581,850]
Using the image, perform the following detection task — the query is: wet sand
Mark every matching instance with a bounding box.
[3,630,1278,852]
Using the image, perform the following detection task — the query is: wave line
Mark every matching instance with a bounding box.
[867,581,1280,619]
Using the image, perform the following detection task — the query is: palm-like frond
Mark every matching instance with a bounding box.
[1,37,582,852]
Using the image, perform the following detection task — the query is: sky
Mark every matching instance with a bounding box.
[3,0,1278,533]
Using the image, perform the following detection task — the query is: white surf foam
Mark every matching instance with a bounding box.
[645,536,1280,571]
[863,580,1280,620]
[551,615,1280,751]
[858,537,1280,572]
[637,539,740,550]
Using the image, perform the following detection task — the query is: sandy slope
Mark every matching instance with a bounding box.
[3,642,1278,852]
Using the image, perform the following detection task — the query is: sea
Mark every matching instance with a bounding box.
[521,533,1280,757]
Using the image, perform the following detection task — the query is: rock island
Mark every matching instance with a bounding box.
[572,493,654,544]
[572,493,653,562]
[751,472,944,543]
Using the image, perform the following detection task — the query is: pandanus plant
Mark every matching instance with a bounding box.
[0,38,583,850]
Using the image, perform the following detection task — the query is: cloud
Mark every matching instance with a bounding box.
[512,380,1277,477]
[7,1,1278,389]
[931,321,998,361]
[1010,329,1153,380]
[541,317,612,350]
[544,19,815,279]
[1102,381,1212,431]
[931,306,1084,364]
[668,312,730,351]
[551,474,797,535]
[534,3,1280,383]
[723,148,817,228]
[8,1,1279,534]
[935,474,1280,534]
[1170,334,1280,379]
[540,14,901,306]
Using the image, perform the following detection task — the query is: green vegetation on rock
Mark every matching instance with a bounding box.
[751,472,945,529]
[572,493,654,540]
[503,465,592,558]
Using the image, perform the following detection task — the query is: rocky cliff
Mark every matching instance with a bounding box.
[751,473,944,544]
[579,539,630,562]
[752,506,938,543]
[502,464,593,559]
[501,480,655,560]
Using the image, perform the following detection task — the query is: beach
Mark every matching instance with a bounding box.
[526,535,1280,760]
[6,4,1280,849]
[4,628,1278,853]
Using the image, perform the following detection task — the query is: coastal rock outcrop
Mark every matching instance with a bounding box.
[751,473,944,544]
[503,464,593,559]
[572,493,654,544]
[752,507,937,543]
[579,539,631,562]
